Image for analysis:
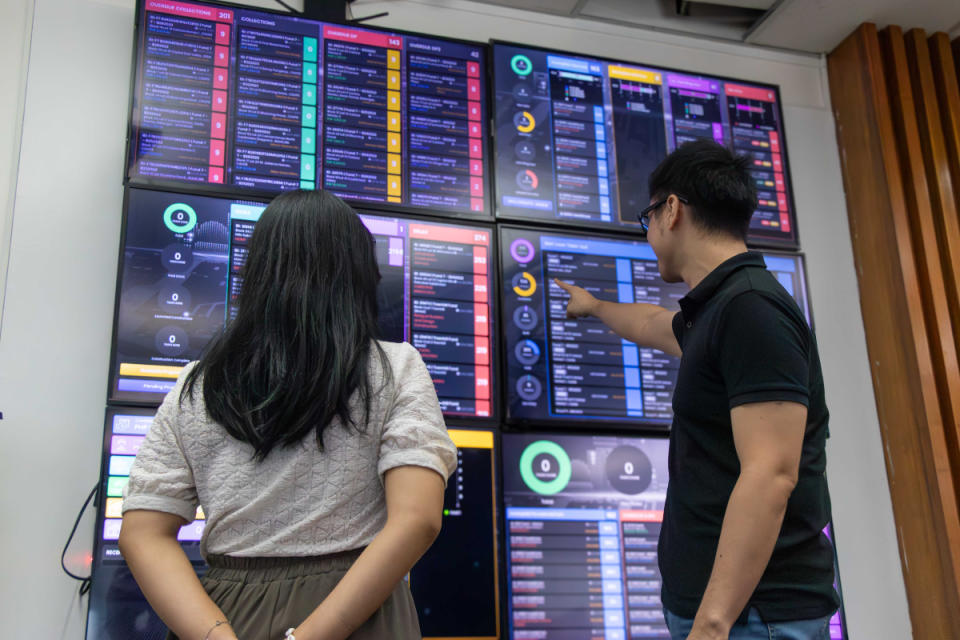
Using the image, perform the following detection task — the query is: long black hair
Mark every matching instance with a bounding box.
[183,190,390,460]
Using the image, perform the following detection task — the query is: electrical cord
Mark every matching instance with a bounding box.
[274,0,298,13]
[61,483,99,596]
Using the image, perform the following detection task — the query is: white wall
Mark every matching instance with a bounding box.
[0,0,910,637]
[0,0,34,332]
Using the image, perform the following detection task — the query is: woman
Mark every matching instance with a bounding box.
[118,190,457,640]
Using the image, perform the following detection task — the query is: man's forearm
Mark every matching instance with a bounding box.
[691,470,795,637]
[592,300,668,346]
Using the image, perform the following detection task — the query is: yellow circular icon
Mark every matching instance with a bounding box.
[513,272,537,297]
[516,111,536,134]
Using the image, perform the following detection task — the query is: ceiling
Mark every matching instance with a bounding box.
[460,0,960,54]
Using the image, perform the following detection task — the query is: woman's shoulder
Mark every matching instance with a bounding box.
[375,339,420,362]
[374,339,428,370]
[371,340,428,387]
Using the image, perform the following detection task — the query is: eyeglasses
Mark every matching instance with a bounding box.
[638,195,689,232]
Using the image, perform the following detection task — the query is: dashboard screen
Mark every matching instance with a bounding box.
[501,432,846,639]
[128,0,490,218]
[111,188,497,422]
[412,428,502,638]
[492,43,796,247]
[502,431,671,639]
[500,225,811,427]
[87,413,501,639]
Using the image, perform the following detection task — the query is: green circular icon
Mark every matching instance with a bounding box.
[163,203,198,234]
[519,440,572,495]
[511,54,533,76]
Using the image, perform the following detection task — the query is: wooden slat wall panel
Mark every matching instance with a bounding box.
[879,27,960,441]
[930,33,960,324]
[886,27,960,563]
[954,37,960,83]
[918,29,960,543]
[904,28,960,382]
[827,23,960,638]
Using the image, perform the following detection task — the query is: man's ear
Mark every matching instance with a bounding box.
[664,195,683,230]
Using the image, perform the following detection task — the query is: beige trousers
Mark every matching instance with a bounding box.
[168,549,421,640]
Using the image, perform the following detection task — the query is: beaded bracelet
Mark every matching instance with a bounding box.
[284,629,297,640]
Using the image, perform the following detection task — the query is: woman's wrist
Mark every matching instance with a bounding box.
[206,620,236,640]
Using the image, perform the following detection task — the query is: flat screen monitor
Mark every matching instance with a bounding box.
[499,225,811,427]
[111,188,497,423]
[127,0,490,218]
[87,412,501,639]
[500,432,847,639]
[412,428,502,638]
[86,406,205,640]
[501,431,671,639]
[492,42,797,248]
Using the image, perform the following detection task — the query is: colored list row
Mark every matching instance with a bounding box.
[129,0,488,217]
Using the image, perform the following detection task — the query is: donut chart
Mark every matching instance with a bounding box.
[512,272,537,296]
[519,440,572,495]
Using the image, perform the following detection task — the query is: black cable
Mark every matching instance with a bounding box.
[61,483,99,596]
[348,11,389,24]
[274,0,299,13]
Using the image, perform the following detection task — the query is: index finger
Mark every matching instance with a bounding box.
[553,278,573,291]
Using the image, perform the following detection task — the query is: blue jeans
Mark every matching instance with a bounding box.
[663,607,831,640]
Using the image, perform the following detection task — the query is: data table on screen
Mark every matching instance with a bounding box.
[127,0,490,219]
[500,226,813,428]
[502,432,671,640]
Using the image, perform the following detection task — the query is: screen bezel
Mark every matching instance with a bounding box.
[497,222,677,432]
[107,186,502,426]
[124,0,496,222]
[488,39,801,250]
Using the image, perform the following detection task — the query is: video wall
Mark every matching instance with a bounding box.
[91,1,848,639]
[492,43,797,247]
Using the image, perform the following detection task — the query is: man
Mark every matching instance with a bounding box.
[556,140,839,640]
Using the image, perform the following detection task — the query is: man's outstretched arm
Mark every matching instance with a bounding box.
[554,279,681,357]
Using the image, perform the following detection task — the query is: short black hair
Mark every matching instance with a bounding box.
[647,140,758,240]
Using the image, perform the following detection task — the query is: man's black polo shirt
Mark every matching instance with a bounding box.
[659,251,839,622]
